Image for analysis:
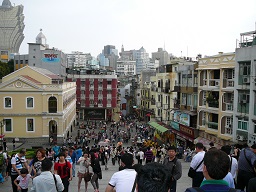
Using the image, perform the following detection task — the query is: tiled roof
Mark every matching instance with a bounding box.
[21,75,41,84]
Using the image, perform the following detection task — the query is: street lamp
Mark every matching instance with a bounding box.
[0,119,6,146]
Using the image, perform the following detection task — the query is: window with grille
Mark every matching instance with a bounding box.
[27,118,34,132]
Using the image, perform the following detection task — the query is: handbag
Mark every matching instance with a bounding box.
[84,170,92,182]
[97,171,102,179]
[188,159,204,178]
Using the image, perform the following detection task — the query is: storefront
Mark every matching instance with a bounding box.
[84,109,106,120]
[170,115,198,148]
[148,121,169,144]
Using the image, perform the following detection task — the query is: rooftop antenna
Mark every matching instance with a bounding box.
[187,46,188,57]
[181,51,182,57]
[164,41,165,51]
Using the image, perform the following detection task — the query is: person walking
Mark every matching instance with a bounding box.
[77,153,90,192]
[163,146,182,192]
[31,148,46,176]
[137,148,144,164]
[144,147,153,164]
[185,149,237,192]
[105,153,136,192]
[11,149,29,192]
[3,139,7,151]
[31,158,64,192]
[237,144,256,191]
[14,168,31,192]
[190,142,205,187]
[90,152,101,192]
[68,147,77,177]
[54,152,72,192]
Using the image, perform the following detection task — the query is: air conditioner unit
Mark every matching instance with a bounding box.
[243,77,250,84]
[237,135,244,141]
[215,80,220,87]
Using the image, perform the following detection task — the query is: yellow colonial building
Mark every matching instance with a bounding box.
[0,66,76,143]
[197,52,235,147]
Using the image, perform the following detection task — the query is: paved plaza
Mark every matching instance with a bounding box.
[1,159,192,192]
[1,123,193,192]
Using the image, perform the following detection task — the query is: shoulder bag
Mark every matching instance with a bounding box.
[188,159,204,178]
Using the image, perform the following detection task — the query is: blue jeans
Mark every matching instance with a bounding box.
[72,164,75,177]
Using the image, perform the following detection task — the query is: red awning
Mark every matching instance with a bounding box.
[146,113,151,117]
[0,134,5,138]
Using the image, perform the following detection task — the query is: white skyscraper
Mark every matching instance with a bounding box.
[136,47,150,75]
[0,0,25,59]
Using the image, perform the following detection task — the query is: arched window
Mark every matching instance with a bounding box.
[48,96,57,113]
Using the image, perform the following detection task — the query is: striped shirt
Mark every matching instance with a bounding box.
[11,154,26,175]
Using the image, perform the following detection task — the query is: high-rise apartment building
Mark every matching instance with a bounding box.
[67,51,92,68]
[234,30,256,144]
[152,48,169,66]
[136,47,150,75]
[0,0,25,61]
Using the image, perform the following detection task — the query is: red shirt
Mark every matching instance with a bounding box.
[54,161,71,179]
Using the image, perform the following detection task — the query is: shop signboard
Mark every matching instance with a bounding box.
[173,111,190,126]
[84,109,105,120]
[42,53,60,63]
[179,124,194,138]
[170,120,179,131]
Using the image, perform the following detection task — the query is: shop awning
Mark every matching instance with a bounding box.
[148,121,168,133]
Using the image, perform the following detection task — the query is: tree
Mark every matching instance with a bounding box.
[0,61,10,79]
[8,59,14,73]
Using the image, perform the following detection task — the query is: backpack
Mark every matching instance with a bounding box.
[0,153,5,167]
[186,187,242,192]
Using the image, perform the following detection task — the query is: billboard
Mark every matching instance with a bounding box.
[173,111,190,127]
[42,53,60,63]
[84,109,105,120]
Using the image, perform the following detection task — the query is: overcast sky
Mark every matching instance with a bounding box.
[9,0,256,58]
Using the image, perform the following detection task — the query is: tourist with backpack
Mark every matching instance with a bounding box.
[185,149,241,192]
[163,146,182,192]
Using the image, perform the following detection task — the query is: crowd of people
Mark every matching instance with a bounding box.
[0,116,256,192]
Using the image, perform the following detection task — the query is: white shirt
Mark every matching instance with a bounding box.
[108,169,137,192]
[223,172,235,188]
[137,151,144,160]
[78,157,89,174]
[30,171,64,192]
[190,151,205,172]
[229,156,238,179]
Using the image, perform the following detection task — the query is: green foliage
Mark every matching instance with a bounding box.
[8,59,14,73]
[0,61,10,79]
[10,149,36,159]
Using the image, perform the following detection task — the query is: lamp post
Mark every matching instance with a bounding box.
[0,119,6,146]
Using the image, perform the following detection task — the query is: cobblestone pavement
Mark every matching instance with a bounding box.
[1,122,193,192]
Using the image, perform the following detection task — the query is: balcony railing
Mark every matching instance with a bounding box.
[226,103,233,111]
[89,94,94,99]
[208,100,219,108]
[209,79,220,87]
[206,121,218,130]
[107,94,112,99]
[223,79,234,88]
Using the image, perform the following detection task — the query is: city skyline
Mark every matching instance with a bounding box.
[9,0,256,57]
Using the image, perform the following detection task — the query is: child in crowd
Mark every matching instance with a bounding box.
[14,168,31,192]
